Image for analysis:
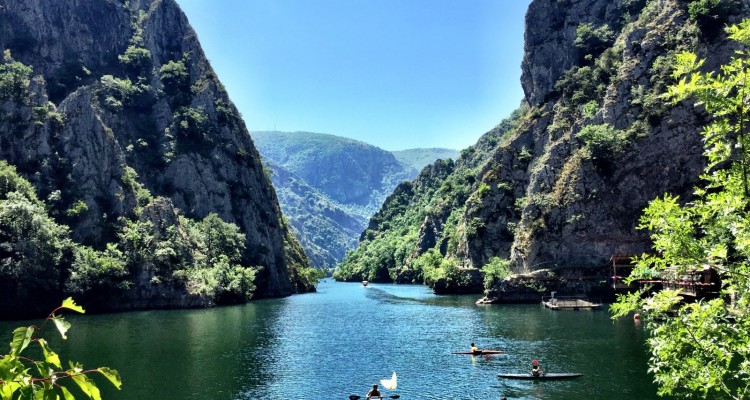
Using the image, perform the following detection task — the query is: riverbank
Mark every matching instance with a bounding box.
[477,266,614,304]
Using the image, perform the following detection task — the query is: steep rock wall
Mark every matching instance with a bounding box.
[0,0,308,298]
[336,0,750,295]
[471,0,749,273]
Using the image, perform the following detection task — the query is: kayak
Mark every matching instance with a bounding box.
[497,373,582,380]
[451,350,506,355]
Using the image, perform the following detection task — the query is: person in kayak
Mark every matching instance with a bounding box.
[471,342,479,353]
[532,359,544,377]
[366,384,381,399]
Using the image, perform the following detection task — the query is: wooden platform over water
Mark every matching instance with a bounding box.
[542,297,603,310]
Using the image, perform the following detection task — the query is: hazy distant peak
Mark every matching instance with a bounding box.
[390,148,460,171]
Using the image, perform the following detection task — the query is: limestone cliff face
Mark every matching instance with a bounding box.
[0,0,308,298]
[521,0,643,106]
[338,0,750,294]
[470,0,749,273]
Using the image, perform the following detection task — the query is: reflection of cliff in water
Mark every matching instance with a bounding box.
[363,283,481,308]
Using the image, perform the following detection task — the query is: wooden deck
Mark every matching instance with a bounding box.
[542,297,603,310]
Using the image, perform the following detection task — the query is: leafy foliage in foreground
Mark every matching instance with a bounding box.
[612,20,750,399]
[0,298,121,399]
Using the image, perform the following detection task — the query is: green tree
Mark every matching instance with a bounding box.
[159,56,190,97]
[612,20,750,399]
[118,45,152,77]
[576,123,630,159]
[0,50,32,100]
[67,244,129,294]
[190,213,245,266]
[0,298,121,399]
[0,162,72,312]
[574,22,615,58]
[481,257,511,289]
[176,213,259,301]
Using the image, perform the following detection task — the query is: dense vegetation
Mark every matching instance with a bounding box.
[0,160,263,316]
[613,20,750,399]
[334,106,528,286]
[253,131,455,270]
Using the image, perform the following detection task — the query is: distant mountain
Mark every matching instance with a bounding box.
[391,148,459,171]
[252,131,457,268]
[266,159,361,269]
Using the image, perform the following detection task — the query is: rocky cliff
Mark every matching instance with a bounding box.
[0,0,310,305]
[503,0,745,272]
[336,0,749,297]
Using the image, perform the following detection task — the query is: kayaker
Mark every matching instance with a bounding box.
[366,384,381,399]
[532,359,544,377]
[471,342,478,353]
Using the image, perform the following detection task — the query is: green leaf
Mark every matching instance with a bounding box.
[97,367,122,390]
[37,339,61,369]
[52,316,71,340]
[59,386,75,400]
[10,326,34,355]
[60,297,85,314]
[33,360,52,379]
[0,377,22,399]
[71,373,101,400]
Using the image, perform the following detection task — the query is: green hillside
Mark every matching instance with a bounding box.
[391,148,460,171]
[253,131,469,269]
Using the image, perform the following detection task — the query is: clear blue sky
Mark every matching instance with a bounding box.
[174,0,531,151]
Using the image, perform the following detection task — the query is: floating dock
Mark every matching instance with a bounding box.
[542,296,602,310]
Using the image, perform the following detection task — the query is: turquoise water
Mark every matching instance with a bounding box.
[1,281,661,399]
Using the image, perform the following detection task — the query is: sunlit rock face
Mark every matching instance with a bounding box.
[0,0,309,300]
[342,0,750,297]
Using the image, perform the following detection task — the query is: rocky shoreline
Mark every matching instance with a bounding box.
[476,266,615,304]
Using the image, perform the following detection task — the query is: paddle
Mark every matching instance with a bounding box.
[348,395,400,400]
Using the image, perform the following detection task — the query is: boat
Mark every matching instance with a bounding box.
[362,280,368,286]
[497,372,583,380]
[451,349,506,355]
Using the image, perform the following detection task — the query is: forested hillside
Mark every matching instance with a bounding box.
[264,159,363,269]
[253,131,456,268]
[335,108,527,288]
[391,148,459,172]
[336,0,750,297]
[0,0,316,317]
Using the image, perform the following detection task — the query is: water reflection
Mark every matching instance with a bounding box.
[0,281,662,400]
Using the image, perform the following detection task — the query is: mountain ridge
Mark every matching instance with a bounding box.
[253,130,458,268]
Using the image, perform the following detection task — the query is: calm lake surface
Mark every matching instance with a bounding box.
[2,281,663,399]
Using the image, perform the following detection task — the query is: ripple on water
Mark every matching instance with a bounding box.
[0,281,661,400]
